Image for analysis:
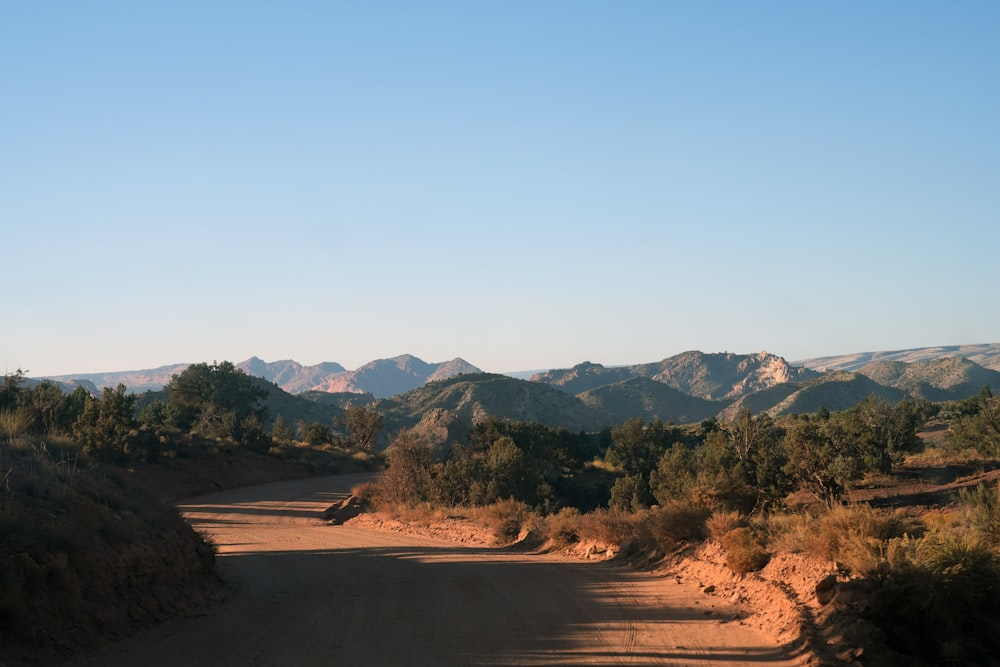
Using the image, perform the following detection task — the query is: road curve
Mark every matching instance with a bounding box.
[65,474,807,666]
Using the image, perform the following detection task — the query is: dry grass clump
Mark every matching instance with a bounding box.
[960,481,1000,544]
[706,509,746,542]
[385,501,444,524]
[350,481,379,508]
[768,504,921,576]
[542,507,582,546]
[577,508,644,547]
[647,501,710,548]
[719,527,770,575]
[475,498,532,544]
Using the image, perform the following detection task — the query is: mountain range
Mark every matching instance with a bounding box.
[369,348,1000,442]
[34,344,1000,438]
[45,355,482,399]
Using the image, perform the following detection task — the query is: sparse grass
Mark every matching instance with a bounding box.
[266,439,378,474]
[0,408,31,444]
[385,501,444,525]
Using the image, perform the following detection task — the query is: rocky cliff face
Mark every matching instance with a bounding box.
[534,351,817,401]
[644,350,820,400]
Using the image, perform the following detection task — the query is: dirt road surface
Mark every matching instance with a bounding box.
[65,474,808,666]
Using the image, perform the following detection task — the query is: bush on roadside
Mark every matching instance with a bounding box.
[706,509,745,542]
[577,508,645,547]
[646,501,709,548]
[720,527,770,575]
[350,481,379,509]
[867,532,1000,664]
[476,498,532,544]
[542,506,582,546]
[768,504,920,575]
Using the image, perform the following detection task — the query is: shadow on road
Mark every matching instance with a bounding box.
[207,542,810,666]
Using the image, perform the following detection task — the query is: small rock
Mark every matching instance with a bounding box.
[703,585,716,594]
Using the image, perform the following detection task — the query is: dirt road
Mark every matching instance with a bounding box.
[65,474,808,666]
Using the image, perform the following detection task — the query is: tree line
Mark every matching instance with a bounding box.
[0,362,383,460]
[6,360,999,514]
[370,395,955,515]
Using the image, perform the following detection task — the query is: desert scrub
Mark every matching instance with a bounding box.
[477,498,532,544]
[706,510,745,542]
[542,507,582,546]
[350,481,379,509]
[719,527,770,575]
[768,504,921,575]
[577,508,645,547]
[866,532,1000,664]
[959,480,1000,544]
[646,501,709,548]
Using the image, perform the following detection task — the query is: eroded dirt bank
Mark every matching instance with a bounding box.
[63,474,814,666]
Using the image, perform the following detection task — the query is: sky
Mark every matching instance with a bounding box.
[3,2,998,377]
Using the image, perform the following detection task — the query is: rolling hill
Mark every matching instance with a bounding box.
[576,377,722,425]
[531,362,637,395]
[378,373,611,437]
[718,371,909,420]
[855,357,1000,402]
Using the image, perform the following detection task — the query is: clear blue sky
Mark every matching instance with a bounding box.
[3,2,998,376]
